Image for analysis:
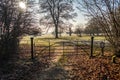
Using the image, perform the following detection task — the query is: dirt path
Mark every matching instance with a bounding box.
[36,47,70,80]
[51,47,63,63]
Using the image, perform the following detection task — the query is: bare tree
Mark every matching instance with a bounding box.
[39,0,77,38]
[85,17,102,36]
[78,0,120,56]
[75,24,84,37]
[0,0,37,60]
[68,23,73,36]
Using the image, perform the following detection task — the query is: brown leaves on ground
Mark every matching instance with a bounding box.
[66,53,120,80]
[0,51,120,80]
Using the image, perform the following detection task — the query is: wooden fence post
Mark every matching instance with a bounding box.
[90,36,94,58]
[31,37,34,59]
[100,41,105,56]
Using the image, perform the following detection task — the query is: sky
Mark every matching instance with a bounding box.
[34,0,87,24]
[73,8,87,26]
[73,0,87,25]
[29,0,88,33]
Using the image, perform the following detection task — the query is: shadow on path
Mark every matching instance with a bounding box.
[36,65,70,80]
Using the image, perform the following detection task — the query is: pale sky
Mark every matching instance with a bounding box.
[30,0,88,33]
[73,1,88,25]
[73,9,87,26]
[33,0,87,25]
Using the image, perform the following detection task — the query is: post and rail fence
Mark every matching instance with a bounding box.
[19,36,111,60]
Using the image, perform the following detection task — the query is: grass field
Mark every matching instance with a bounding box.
[19,34,112,58]
[20,34,106,46]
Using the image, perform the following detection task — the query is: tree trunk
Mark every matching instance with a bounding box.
[55,24,59,38]
[69,28,72,36]
[79,33,82,37]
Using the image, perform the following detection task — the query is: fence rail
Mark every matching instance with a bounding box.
[19,37,112,59]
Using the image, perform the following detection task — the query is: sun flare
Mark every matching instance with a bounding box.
[19,1,26,9]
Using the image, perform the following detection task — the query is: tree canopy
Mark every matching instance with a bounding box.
[78,0,120,56]
[39,0,77,38]
[0,0,38,60]
[84,17,102,36]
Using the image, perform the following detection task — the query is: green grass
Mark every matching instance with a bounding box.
[62,35,105,41]
[19,34,106,46]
